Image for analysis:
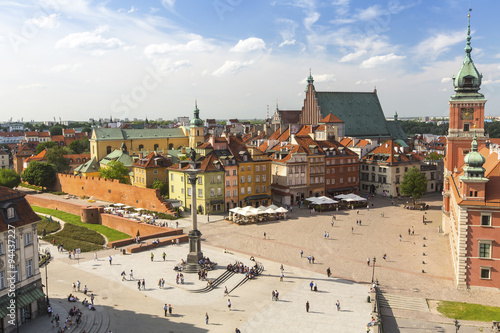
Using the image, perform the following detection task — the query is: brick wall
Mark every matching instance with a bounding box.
[51,174,175,215]
[26,195,83,216]
[100,214,178,237]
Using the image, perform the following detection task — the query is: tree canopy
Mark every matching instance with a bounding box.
[46,147,70,173]
[49,125,64,136]
[36,141,58,155]
[69,137,90,154]
[152,179,168,196]
[400,167,428,203]
[22,161,56,189]
[0,169,21,188]
[99,160,129,184]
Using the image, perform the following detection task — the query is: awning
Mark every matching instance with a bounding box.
[243,194,271,201]
[0,284,45,318]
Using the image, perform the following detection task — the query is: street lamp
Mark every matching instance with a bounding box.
[371,257,377,284]
[454,319,460,332]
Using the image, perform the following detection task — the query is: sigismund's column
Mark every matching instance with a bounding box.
[184,161,203,273]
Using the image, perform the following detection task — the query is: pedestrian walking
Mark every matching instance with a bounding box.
[130,270,134,280]
[367,258,370,266]
[227,298,231,311]
[164,304,168,316]
[142,279,145,290]
[351,226,354,233]
[308,255,311,264]
[84,285,88,295]
[408,228,411,235]
[263,232,266,239]
[383,253,387,260]
[326,232,329,239]
[310,281,314,291]
[280,264,284,272]
[399,234,402,242]
[163,252,166,261]
[224,286,229,296]
[236,328,241,333]
[306,301,310,312]
[109,255,112,265]
[411,226,415,235]
[158,279,162,289]
[137,280,141,290]
[280,272,284,282]
[168,304,172,315]
[77,280,81,291]
[327,267,331,277]
[300,249,303,257]
[205,312,209,324]
[162,278,165,288]
[275,290,279,301]
[331,220,334,227]
[324,231,326,239]
[94,252,97,261]
[90,293,94,305]
[151,253,154,262]
[336,300,340,311]
[312,256,315,264]
[72,282,76,292]
[272,290,275,301]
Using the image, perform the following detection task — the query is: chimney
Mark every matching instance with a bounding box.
[139,153,143,159]
[181,147,186,154]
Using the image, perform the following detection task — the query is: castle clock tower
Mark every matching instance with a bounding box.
[445,12,486,176]
[189,101,204,149]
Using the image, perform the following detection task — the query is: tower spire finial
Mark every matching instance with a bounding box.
[465,9,472,56]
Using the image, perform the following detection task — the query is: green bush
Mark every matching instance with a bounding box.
[42,235,103,253]
[18,183,43,191]
[50,191,67,196]
[56,223,105,245]
[36,217,60,235]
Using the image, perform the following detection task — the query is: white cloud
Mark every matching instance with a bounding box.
[357,5,382,21]
[304,11,319,30]
[55,26,125,51]
[212,60,254,76]
[144,38,215,56]
[414,30,464,60]
[360,53,406,68]
[441,77,452,83]
[50,63,82,73]
[299,74,335,84]
[17,83,47,89]
[230,37,266,52]
[28,13,60,29]
[330,18,356,25]
[162,0,176,10]
[279,39,296,47]
[339,50,367,63]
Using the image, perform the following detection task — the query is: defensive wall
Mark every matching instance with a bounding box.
[26,195,101,224]
[50,174,176,215]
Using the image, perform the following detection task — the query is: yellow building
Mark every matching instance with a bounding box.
[132,151,172,188]
[90,127,188,161]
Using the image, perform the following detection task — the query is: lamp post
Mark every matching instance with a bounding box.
[45,260,49,304]
[454,319,460,332]
[371,257,377,284]
[184,159,203,273]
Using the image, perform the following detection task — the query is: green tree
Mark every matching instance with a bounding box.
[36,141,58,154]
[426,152,444,161]
[0,169,21,188]
[400,167,428,204]
[22,161,56,189]
[46,147,70,173]
[99,160,129,184]
[49,125,64,136]
[69,138,90,154]
[152,179,168,196]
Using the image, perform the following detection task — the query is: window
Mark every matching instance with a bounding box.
[241,188,245,195]
[154,170,158,174]
[217,188,222,196]
[233,190,237,196]
[198,189,203,197]
[13,238,18,250]
[26,259,33,277]
[181,188,184,194]
[198,178,202,185]
[24,233,32,246]
[464,123,470,132]
[226,181,230,187]
[247,186,251,194]
[210,176,215,184]
[256,175,260,182]
[480,267,491,279]
[7,207,15,219]
[327,179,330,184]
[256,186,260,193]
[340,178,343,183]
[247,166,251,171]
[481,214,491,226]
[233,180,237,186]
[262,175,266,182]
[181,176,184,182]
[14,265,19,283]
[0,271,4,289]
[227,191,230,197]
[241,166,244,171]
[233,170,237,175]
[187,188,192,196]
[171,185,174,192]
[262,185,266,192]
[479,241,492,258]
[0,242,3,255]
[241,176,245,183]
[326,169,330,174]
[210,189,215,197]
[247,175,251,183]
[256,166,260,172]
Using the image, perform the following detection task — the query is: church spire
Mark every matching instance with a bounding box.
[307,68,314,85]
[190,99,203,127]
[461,130,487,180]
[452,10,483,98]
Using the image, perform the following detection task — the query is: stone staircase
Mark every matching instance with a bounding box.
[53,299,110,333]
[376,289,429,312]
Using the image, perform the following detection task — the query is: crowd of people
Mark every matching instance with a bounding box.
[198,257,216,270]
[226,262,260,279]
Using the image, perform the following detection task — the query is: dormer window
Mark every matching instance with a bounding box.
[7,207,15,219]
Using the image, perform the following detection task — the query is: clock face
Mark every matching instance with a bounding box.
[461,108,474,120]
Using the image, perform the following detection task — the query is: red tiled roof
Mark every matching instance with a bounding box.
[320,113,344,123]
[0,187,41,232]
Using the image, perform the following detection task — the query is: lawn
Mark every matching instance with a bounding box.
[36,216,61,235]
[32,206,131,242]
[437,300,500,322]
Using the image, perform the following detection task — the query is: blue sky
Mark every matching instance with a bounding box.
[1,0,500,122]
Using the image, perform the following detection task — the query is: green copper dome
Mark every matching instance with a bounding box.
[452,13,483,99]
[462,130,486,179]
[190,101,204,127]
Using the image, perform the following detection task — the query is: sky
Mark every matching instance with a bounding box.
[1,0,500,123]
